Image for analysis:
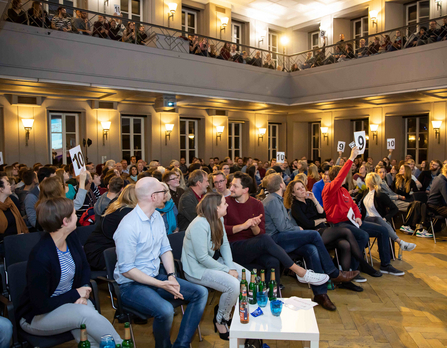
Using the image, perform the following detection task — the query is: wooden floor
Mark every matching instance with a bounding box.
[58,229,447,348]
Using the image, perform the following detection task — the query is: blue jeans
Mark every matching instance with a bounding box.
[335,220,390,268]
[272,230,338,296]
[0,316,13,348]
[120,275,208,348]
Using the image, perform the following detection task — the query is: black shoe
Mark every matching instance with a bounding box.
[380,264,405,276]
[279,283,285,290]
[361,262,382,277]
[338,281,363,292]
[352,274,367,283]
[213,305,229,341]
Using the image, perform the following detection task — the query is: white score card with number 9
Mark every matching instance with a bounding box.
[354,131,366,155]
[69,145,86,176]
[337,141,345,152]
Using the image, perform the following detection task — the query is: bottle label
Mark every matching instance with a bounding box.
[80,329,87,342]
[240,306,248,322]
[273,288,277,297]
[248,291,253,299]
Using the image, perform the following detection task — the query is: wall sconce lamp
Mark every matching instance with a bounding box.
[21,119,34,146]
[258,127,266,146]
[168,3,177,27]
[101,121,111,145]
[216,126,224,145]
[432,120,442,144]
[370,124,379,145]
[258,29,266,46]
[321,126,329,145]
[165,123,174,145]
[370,10,378,27]
[436,0,442,11]
[220,17,228,39]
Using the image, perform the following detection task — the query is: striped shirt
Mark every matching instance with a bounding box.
[51,246,76,297]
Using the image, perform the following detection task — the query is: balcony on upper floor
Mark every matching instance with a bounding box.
[1,0,447,106]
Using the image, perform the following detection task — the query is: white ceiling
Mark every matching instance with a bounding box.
[198,0,371,28]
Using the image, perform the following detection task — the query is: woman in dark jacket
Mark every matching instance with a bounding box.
[84,184,136,270]
[7,0,27,24]
[360,173,416,252]
[17,197,122,347]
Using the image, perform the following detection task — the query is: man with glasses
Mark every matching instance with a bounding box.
[177,169,209,231]
[212,171,230,197]
[114,177,207,348]
[162,170,184,208]
[418,160,442,193]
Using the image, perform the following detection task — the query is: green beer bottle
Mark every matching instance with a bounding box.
[268,268,277,301]
[116,345,122,348]
[248,271,257,305]
[240,269,248,289]
[78,324,90,348]
[122,322,134,348]
[258,269,267,296]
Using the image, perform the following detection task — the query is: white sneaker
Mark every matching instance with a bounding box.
[400,225,414,234]
[399,240,416,251]
[296,270,329,286]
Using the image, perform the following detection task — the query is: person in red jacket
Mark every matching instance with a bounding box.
[323,146,404,279]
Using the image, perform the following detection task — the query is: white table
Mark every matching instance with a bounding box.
[229,298,319,348]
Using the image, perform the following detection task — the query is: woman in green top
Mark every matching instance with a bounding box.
[181,192,248,340]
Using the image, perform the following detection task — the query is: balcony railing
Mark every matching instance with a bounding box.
[3,0,447,73]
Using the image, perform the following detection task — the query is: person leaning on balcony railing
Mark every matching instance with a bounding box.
[6,0,27,25]
[137,24,150,45]
[355,38,368,57]
[209,44,217,58]
[367,36,381,55]
[92,15,109,39]
[263,53,275,69]
[108,19,122,41]
[51,6,72,32]
[189,35,199,54]
[338,43,355,61]
[72,10,92,35]
[408,26,429,47]
[427,20,441,43]
[439,17,447,41]
[28,1,50,28]
[248,50,262,67]
[229,44,239,59]
[217,42,231,60]
[195,38,210,57]
[299,51,314,70]
[379,35,392,52]
[122,21,136,43]
[389,30,406,51]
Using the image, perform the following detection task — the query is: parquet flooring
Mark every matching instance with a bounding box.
[58,229,447,348]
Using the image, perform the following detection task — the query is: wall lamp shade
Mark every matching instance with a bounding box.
[280,36,289,46]
[22,119,34,146]
[221,17,229,28]
[370,124,379,144]
[258,127,266,146]
[432,120,442,144]
[436,0,442,10]
[101,121,111,145]
[370,10,378,26]
[259,29,267,45]
[216,126,225,145]
[168,3,177,27]
[320,126,329,145]
[165,123,174,145]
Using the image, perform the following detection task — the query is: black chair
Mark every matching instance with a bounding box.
[3,232,45,297]
[425,210,447,244]
[76,225,96,246]
[5,261,75,348]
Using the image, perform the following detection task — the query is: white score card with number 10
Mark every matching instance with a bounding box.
[387,138,395,150]
[354,131,366,155]
[69,145,86,176]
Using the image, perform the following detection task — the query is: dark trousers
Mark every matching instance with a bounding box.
[230,234,294,289]
[428,204,447,218]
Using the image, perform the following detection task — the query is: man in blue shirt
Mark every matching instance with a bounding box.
[114,177,208,348]
[312,164,331,206]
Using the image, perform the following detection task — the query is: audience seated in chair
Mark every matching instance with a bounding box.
[113,177,208,348]
[156,183,178,234]
[17,197,122,347]
[51,6,72,32]
[93,176,124,223]
[427,163,447,219]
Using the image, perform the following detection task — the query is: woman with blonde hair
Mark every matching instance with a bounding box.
[297,160,308,175]
[360,173,416,253]
[172,167,187,190]
[182,192,247,340]
[84,184,137,270]
[307,164,319,191]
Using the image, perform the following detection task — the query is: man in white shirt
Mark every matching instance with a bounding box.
[114,177,207,348]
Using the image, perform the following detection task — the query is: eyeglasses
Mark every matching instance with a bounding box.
[214,179,226,185]
[168,176,180,182]
[152,190,168,196]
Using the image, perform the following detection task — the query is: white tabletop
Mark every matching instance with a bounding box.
[230,298,319,341]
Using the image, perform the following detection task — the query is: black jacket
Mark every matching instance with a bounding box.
[418,170,440,192]
[358,190,398,221]
[427,175,447,207]
[177,188,200,231]
[17,232,91,324]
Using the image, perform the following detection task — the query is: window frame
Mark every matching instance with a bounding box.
[268,31,278,69]
[352,16,368,49]
[405,116,428,164]
[180,119,198,165]
[311,122,321,161]
[406,0,430,36]
[228,122,242,160]
[182,8,198,34]
[120,0,143,21]
[121,116,145,162]
[268,123,279,161]
[310,31,320,50]
[232,22,242,45]
[49,112,79,165]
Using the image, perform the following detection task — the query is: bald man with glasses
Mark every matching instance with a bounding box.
[114,177,207,348]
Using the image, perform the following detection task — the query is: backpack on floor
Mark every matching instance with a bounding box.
[245,339,264,348]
